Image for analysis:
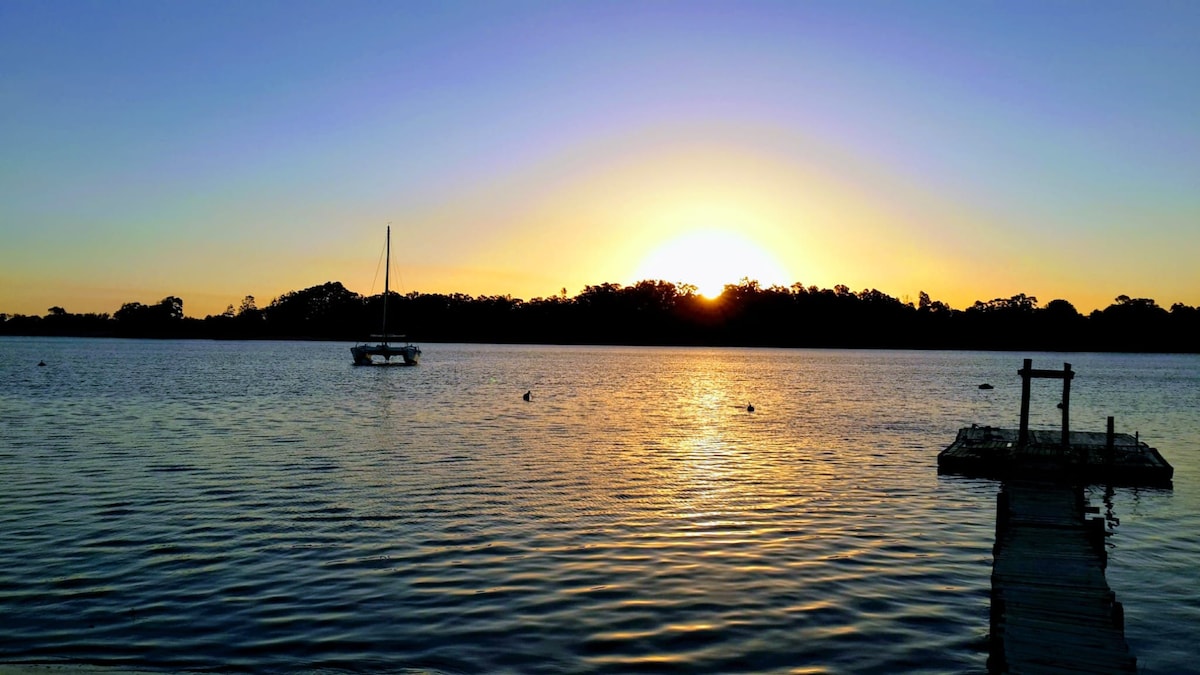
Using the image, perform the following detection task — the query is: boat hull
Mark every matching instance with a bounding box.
[351,344,421,366]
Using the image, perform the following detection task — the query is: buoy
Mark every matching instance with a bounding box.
[978,383,993,390]
[37,360,46,367]
[747,403,755,412]
[523,390,531,402]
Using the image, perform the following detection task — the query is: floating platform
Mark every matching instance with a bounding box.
[989,482,1137,673]
[939,426,1174,486]
[940,359,1173,487]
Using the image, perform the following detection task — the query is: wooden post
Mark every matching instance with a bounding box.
[1061,362,1072,449]
[1106,416,1115,467]
[1086,515,1108,568]
[1018,358,1033,448]
[1016,359,1074,452]
[995,487,1010,548]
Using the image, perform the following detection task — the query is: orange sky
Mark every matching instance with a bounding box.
[3,3,1197,318]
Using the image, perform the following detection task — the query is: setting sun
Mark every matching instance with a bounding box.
[633,229,793,298]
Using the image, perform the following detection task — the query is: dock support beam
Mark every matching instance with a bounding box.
[1016,359,1075,449]
[1061,365,1072,449]
[1018,359,1033,448]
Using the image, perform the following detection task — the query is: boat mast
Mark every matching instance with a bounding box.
[382,225,390,344]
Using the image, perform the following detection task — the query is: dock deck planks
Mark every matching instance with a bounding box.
[938,427,1173,486]
[988,482,1137,674]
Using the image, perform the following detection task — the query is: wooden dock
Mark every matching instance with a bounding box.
[988,482,1137,673]
[939,360,1175,671]
[938,359,1173,487]
[939,426,1174,486]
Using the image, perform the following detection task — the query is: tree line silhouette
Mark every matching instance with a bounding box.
[2,279,1197,353]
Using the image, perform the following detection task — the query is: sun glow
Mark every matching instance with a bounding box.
[634,229,793,298]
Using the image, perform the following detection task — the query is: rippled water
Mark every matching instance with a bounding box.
[1,338,1197,674]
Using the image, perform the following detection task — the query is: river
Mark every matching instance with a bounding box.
[1,338,1197,673]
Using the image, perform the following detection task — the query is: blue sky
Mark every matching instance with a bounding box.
[2,1,1197,316]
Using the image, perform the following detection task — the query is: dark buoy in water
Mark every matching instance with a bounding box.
[37,360,46,367]
[747,403,755,412]
[523,390,531,402]
[978,383,993,390]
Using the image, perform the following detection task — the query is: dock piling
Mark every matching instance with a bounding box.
[1106,416,1116,468]
[1018,358,1033,447]
[1061,362,1072,449]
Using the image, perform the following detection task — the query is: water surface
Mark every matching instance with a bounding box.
[1,339,1197,673]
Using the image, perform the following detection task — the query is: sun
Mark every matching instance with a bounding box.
[633,229,792,298]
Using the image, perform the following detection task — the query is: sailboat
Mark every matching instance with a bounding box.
[351,225,421,366]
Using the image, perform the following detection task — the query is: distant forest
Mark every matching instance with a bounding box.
[2,280,1198,353]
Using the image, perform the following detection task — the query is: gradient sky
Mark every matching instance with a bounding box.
[2,1,1197,317]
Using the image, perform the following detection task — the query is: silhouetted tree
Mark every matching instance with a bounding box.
[1043,298,1079,318]
[1092,296,1171,351]
[1167,303,1200,352]
[3,280,1197,351]
[112,296,186,336]
[265,282,363,338]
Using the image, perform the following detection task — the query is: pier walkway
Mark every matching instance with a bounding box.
[988,482,1136,673]
[937,360,1172,672]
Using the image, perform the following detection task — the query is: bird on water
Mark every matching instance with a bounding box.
[523,390,532,402]
[747,403,755,412]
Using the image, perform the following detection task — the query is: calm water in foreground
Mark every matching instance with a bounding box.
[1,338,1197,674]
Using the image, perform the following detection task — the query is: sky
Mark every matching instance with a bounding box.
[2,0,1197,317]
